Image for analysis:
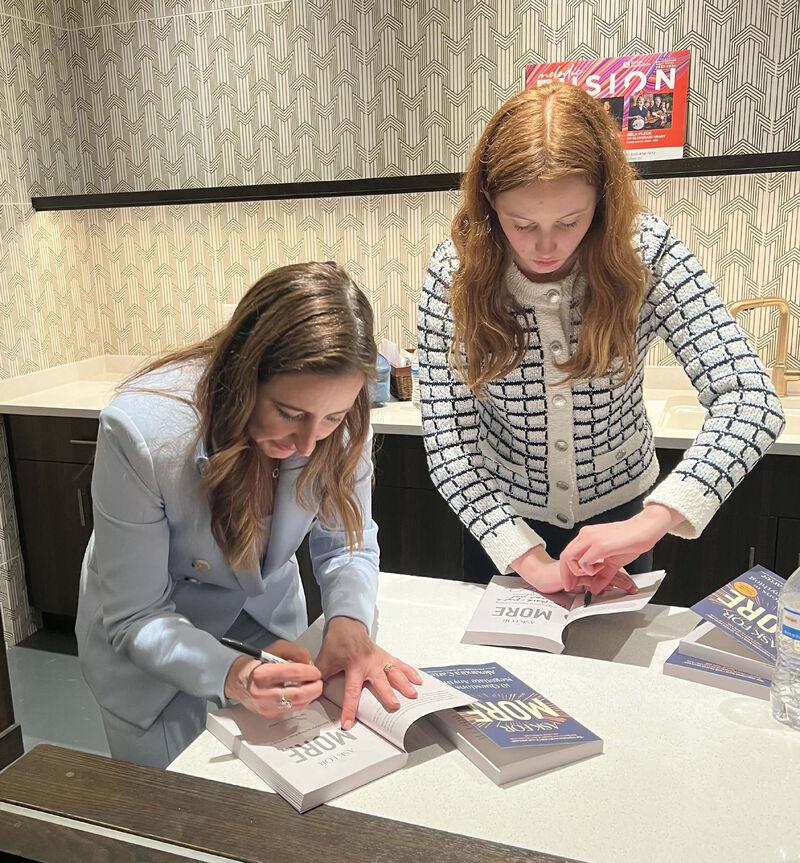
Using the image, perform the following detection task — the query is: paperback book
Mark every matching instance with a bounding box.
[678,565,783,680]
[462,570,665,653]
[207,670,474,813]
[663,649,770,700]
[423,662,603,785]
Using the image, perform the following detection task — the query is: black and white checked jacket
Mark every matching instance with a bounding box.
[417,214,785,572]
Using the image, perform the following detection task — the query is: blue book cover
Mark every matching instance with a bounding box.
[664,649,771,689]
[690,566,785,663]
[422,662,600,749]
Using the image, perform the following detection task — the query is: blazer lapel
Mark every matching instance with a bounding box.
[261,453,313,577]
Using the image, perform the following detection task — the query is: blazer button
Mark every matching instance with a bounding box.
[191,559,211,571]
[184,576,201,584]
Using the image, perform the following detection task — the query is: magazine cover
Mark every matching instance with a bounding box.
[525,50,691,161]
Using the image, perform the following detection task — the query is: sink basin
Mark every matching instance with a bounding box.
[658,395,800,436]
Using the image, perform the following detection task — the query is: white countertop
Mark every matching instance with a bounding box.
[168,572,800,863]
[2,355,800,453]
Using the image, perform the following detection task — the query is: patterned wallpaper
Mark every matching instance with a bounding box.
[5,0,800,195]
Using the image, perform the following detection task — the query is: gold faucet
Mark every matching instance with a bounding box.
[728,297,800,397]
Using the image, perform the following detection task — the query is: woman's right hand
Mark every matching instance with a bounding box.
[224,652,323,719]
[511,545,637,595]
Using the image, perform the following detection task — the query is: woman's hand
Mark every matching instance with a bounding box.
[315,616,423,731]
[511,545,569,593]
[560,504,683,594]
[511,544,638,595]
[224,639,322,719]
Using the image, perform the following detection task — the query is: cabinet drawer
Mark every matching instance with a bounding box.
[6,415,100,464]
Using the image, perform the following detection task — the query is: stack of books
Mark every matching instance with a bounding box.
[662,565,783,699]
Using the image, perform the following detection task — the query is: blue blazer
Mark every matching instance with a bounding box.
[76,362,379,730]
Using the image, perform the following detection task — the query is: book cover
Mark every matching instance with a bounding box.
[423,662,601,749]
[690,566,784,663]
[462,570,664,654]
[525,50,691,162]
[663,649,770,701]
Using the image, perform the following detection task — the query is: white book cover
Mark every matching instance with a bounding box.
[462,570,665,654]
[677,621,775,681]
[206,670,475,813]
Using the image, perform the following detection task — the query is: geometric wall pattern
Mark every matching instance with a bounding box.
[5,0,800,196]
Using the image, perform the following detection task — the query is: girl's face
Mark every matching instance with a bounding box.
[492,175,598,282]
[249,370,364,459]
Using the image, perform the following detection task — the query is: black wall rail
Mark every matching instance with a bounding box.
[31,151,800,212]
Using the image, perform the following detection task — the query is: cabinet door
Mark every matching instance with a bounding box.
[13,459,94,617]
[774,517,800,579]
[651,449,770,607]
[373,486,463,579]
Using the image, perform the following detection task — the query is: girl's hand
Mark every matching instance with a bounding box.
[224,639,322,718]
[560,504,682,594]
[511,545,637,595]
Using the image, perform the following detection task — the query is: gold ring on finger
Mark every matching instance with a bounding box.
[383,662,395,674]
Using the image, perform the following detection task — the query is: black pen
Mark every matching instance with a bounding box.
[220,636,290,665]
[583,590,593,607]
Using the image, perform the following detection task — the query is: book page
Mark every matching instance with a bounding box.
[322,670,475,751]
[565,570,664,622]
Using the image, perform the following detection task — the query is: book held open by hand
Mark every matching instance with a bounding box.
[206,669,475,813]
[461,570,665,654]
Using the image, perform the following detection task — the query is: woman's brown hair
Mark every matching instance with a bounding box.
[126,262,376,570]
[451,82,646,393]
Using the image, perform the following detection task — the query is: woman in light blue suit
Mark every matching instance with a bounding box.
[76,262,421,768]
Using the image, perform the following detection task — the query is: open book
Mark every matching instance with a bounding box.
[424,663,603,785]
[206,670,475,813]
[675,565,783,681]
[462,570,665,654]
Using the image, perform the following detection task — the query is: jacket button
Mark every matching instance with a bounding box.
[556,513,569,524]
[615,449,627,462]
[184,576,201,584]
[556,480,569,491]
[191,559,211,571]
[555,440,568,452]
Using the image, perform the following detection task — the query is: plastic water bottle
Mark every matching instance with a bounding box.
[771,565,800,730]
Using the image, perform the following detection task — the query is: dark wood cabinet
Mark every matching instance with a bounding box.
[372,434,464,579]
[12,459,94,617]
[6,415,98,619]
[6,414,800,624]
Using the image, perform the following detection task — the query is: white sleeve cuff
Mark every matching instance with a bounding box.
[479,518,547,574]
[643,472,721,539]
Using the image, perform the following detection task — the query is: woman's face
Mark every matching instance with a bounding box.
[249,370,364,459]
[492,175,598,281]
